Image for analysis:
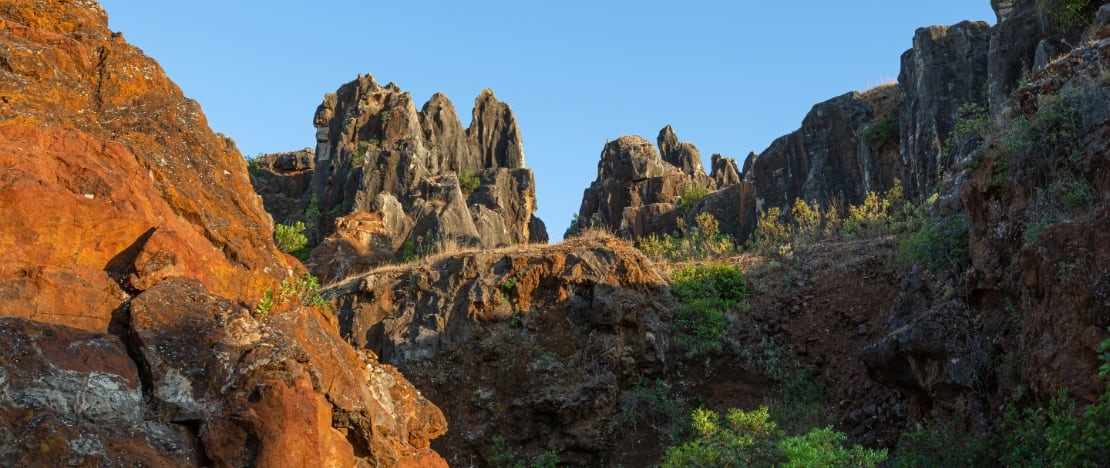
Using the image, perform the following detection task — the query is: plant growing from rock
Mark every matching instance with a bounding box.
[458,168,481,194]
[678,186,709,209]
[670,263,747,360]
[861,112,900,149]
[274,221,309,259]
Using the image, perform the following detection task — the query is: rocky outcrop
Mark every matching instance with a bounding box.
[249,148,315,226]
[899,21,992,198]
[743,85,904,209]
[573,127,756,242]
[327,236,671,465]
[304,211,395,284]
[263,77,546,277]
[0,2,447,464]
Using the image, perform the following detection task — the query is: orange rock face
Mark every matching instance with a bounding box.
[0,1,287,329]
[0,1,448,464]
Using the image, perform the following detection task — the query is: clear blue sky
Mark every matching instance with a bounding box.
[99,1,996,240]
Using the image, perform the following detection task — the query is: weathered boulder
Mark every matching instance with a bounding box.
[260,76,546,276]
[128,278,448,466]
[899,21,992,198]
[328,236,671,465]
[305,211,394,284]
[0,317,194,466]
[573,128,755,242]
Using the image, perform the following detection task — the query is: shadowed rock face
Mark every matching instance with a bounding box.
[744,85,904,209]
[254,78,547,280]
[328,236,671,466]
[573,127,756,243]
[0,1,448,464]
[899,21,992,199]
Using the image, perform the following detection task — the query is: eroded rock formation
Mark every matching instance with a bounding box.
[0,2,447,464]
[573,126,757,243]
[327,236,671,465]
[253,77,548,282]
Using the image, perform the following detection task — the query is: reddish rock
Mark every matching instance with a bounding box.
[306,211,395,284]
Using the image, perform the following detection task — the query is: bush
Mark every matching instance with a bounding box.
[861,113,899,149]
[746,207,790,254]
[636,213,736,262]
[459,168,481,194]
[670,263,747,359]
[678,187,709,209]
[898,214,970,273]
[661,407,886,467]
[614,378,688,443]
[1036,0,1098,29]
[351,140,370,165]
[275,222,308,259]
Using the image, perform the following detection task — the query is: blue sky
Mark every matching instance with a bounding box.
[99,1,996,239]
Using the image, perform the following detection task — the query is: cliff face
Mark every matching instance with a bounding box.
[255,78,547,274]
[573,126,756,243]
[0,2,446,465]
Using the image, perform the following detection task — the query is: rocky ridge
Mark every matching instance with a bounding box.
[326,235,671,465]
[0,1,447,465]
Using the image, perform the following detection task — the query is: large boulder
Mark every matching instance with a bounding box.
[249,148,316,225]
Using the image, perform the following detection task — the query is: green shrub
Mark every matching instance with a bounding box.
[893,416,992,467]
[861,113,899,149]
[898,214,970,273]
[1036,0,1098,29]
[942,102,989,161]
[254,289,274,319]
[615,378,688,442]
[459,168,481,194]
[636,213,736,262]
[351,140,370,165]
[275,222,309,259]
[678,187,709,209]
[746,207,790,254]
[789,198,822,241]
[661,407,885,467]
[670,263,747,359]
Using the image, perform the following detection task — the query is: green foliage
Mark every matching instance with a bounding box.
[942,102,990,160]
[898,214,970,273]
[637,213,736,262]
[274,222,309,259]
[661,407,886,467]
[789,198,823,242]
[399,240,417,263]
[893,417,992,467]
[745,207,790,255]
[861,113,900,149]
[489,435,558,468]
[254,289,274,319]
[501,277,517,293]
[458,168,481,194]
[1036,0,1097,29]
[1099,330,1110,381]
[779,426,887,468]
[678,187,709,209]
[566,212,581,237]
[246,156,266,178]
[490,436,521,468]
[351,140,370,165]
[615,378,688,443]
[670,263,747,360]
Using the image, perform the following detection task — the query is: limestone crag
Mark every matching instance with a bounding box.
[0,2,447,464]
[327,236,671,465]
[573,127,756,242]
[743,85,904,210]
[257,76,547,281]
